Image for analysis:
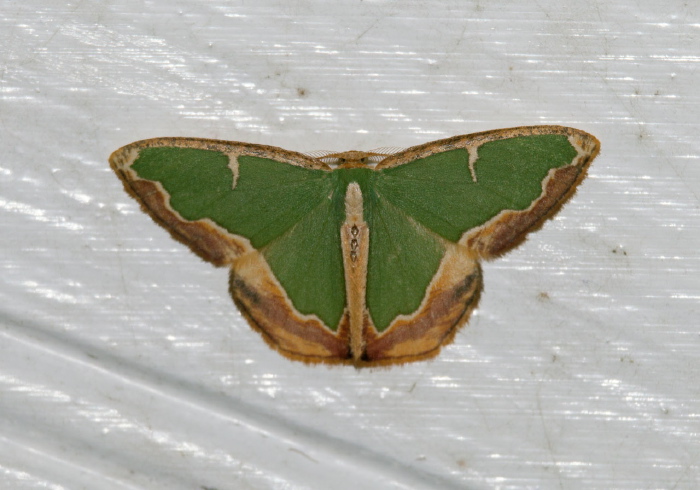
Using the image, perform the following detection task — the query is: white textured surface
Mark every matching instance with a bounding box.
[2,1,699,489]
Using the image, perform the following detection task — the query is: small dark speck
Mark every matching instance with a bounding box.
[537,292,550,301]
[457,458,467,468]
[297,87,308,97]
[612,247,628,256]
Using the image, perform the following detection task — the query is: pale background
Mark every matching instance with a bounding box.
[2,1,699,489]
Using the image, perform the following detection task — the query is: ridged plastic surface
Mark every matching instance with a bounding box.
[1,2,698,488]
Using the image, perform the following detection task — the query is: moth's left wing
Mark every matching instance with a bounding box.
[110,138,352,362]
[375,126,600,258]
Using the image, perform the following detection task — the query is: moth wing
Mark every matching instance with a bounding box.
[111,138,351,362]
[110,137,331,265]
[375,126,600,258]
[360,126,599,364]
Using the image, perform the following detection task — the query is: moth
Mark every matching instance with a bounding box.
[110,126,599,366]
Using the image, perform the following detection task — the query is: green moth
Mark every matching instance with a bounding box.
[110,126,599,366]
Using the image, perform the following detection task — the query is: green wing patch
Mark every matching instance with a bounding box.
[376,134,577,241]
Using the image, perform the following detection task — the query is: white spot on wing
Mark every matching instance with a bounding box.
[226,152,240,189]
[467,146,479,183]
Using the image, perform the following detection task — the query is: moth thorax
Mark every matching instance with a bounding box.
[344,182,363,220]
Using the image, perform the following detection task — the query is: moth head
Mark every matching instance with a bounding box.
[316,150,392,168]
